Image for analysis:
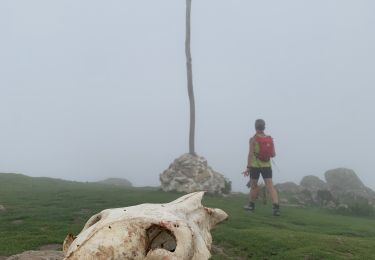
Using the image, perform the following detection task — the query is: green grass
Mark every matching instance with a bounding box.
[1,173,375,259]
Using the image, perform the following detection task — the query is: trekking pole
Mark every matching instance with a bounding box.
[271,159,281,173]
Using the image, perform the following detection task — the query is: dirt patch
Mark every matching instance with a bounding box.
[39,244,62,251]
[6,250,64,260]
[11,220,24,225]
[79,208,91,215]
[211,244,231,258]
[39,226,48,232]
[211,244,248,260]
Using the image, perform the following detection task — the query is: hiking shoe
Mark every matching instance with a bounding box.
[273,204,280,216]
[244,202,255,211]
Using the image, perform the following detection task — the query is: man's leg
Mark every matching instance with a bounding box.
[244,178,258,211]
[250,178,259,203]
[264,178,280,216]
[244,168,260,211]
[264,178,279,204]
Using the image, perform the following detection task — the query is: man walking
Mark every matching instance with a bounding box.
[243,119,280,216]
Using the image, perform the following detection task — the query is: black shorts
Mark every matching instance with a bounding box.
[249,167,272,180]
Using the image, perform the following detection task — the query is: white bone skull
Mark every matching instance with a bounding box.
[63,192,228,260]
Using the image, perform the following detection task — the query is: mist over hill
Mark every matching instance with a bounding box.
[97,177,132,187]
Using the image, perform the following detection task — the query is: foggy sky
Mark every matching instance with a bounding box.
[1,0,374,192]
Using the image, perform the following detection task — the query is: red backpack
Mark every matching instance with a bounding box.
[254,135,275,162]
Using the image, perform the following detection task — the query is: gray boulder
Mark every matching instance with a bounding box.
[300,175,328,191]
[276,169,375,213]
[325,168,375,201]
[325,168,375,212]
[300,175,334,206]
[325,168,366,192]
[275,182,314,206]
[316,189,336,207]
[275,182,301,193]
[160,154,229,195]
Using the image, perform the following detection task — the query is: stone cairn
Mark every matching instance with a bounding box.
[160,153,229,195]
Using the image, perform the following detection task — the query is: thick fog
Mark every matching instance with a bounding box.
[1,0,374,192]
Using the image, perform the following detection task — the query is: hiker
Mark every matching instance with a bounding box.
[243,119,280,216]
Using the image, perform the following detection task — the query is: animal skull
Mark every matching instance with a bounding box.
[63,192,228,260]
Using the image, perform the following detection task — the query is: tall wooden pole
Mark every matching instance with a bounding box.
[185,0,196,155]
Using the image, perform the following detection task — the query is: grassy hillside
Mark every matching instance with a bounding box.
[1,173,375,259]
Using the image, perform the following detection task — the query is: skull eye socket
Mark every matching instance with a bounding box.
[146,224,177,254]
